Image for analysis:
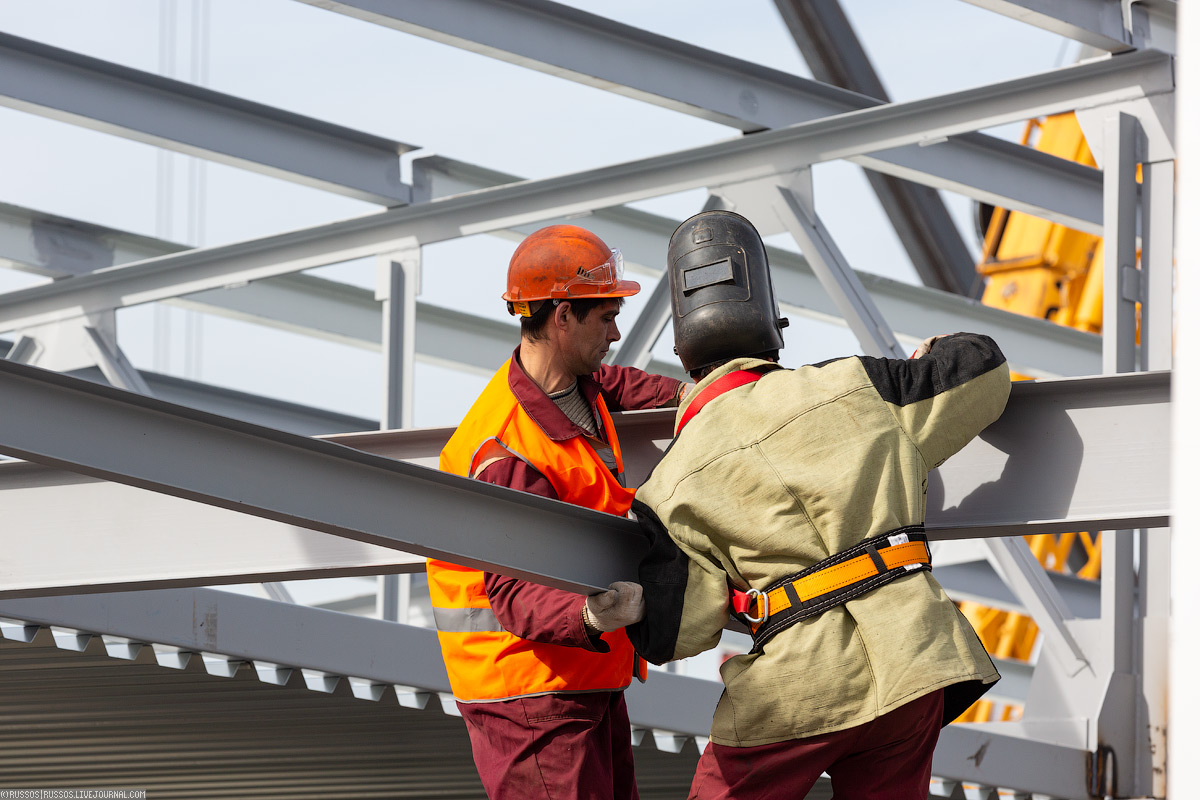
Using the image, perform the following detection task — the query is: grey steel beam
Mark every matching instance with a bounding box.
[0,589,455,694]
[773,0,978,296]
[932,558,1100,618]
[378,246,420,429]
[69,365,377,437]
[0,32,414,205]
[338,370,1172,541]
[415,156,1100,378]
[933,722,1091,799]
[0,358,646,595]
[0,190,1101,378]
[609,271,671,370]
[0,403,670,599]
[1141,159,1175,371]
[0,52,1169,338]
[0,361,1170,598]
[0,459,425,599]
[959,0,1176,54]
[1103,112,1143,373]
[776,181,907,358]
[293,0,1110,233]
[376,246,420,624]
[81,326,152,395]
[986,537,1091,676]
[0,201,183,278]
[928,371,1170,539]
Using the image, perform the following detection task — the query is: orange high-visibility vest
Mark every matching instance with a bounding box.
[428,358,642,703]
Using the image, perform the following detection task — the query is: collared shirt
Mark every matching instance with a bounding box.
[479,347,683,650]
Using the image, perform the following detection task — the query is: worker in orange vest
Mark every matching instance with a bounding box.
[428,225,689,800]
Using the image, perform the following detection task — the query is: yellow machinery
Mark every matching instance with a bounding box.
[956,113,1122,722]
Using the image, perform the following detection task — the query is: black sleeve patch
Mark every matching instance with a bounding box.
[625,498,689,665]
[858,333,1005,406]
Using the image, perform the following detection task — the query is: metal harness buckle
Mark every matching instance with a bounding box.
[742,588,768,625]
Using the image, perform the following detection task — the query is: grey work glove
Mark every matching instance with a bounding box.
[584,581,646,633]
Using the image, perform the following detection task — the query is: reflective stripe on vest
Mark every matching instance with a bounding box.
[428,358,641,702]
[432,606,505,634]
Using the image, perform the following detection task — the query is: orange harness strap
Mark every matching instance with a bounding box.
[731,526,931,653]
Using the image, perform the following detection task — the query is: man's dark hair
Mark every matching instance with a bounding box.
[689,350,779,382]
[519,298,623,341]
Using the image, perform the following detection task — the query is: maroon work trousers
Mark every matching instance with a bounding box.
[459,690,639,800]
[689,688,944,800]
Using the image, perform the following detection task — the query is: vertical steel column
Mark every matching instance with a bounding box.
[776,176,906,358]
[1169,3,1199,795]
[1096,111,1144,797]
[1141,159,1176,372]
[1102,112,1143,374]
[379,245,420,432]
[1138,152,1174,798]
[377,244,420,623]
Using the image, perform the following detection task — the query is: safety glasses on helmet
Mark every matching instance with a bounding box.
[550,249,624,298]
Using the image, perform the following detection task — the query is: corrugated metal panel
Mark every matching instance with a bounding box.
[0,622,701,799]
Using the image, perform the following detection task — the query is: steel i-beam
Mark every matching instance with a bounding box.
[0,32,415,205]
[959,0,1176,54]
[0,360,1170,599]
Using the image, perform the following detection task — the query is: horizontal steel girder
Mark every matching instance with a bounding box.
[294,0,1112,233]
[960,0,1176,54]
[934,721,1091,799]
[0,587,1073,793]
[0,32,414,205]
[0,359,1169,598]
[0,173,1102,378]
[0,49,1169,347]
[0,397,667,598]
[0,460,425,598]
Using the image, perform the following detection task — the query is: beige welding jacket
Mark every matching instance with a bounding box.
[627,333,1011,747]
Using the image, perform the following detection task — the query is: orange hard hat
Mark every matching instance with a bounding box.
[503,225,640,316]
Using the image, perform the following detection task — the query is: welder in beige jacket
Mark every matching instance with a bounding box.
[627,210,1010,800]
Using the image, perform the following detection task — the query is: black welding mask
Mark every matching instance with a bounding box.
[667,210,788,374]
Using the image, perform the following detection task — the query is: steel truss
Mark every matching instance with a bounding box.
[0,1,1182,797]
[0,50,1170,337]
[0,164,1102,378]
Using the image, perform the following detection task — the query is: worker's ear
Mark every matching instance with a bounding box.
[553,301,573,330]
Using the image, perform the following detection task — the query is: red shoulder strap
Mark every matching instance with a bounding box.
[675,369,768,436]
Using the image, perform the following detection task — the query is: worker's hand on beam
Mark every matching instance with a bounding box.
[584,581,646,633]
[911,334,950,359]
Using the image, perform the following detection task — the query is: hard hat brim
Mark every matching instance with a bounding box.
[501,278,641,303]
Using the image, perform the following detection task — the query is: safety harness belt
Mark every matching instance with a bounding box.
[732,526,932,653]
